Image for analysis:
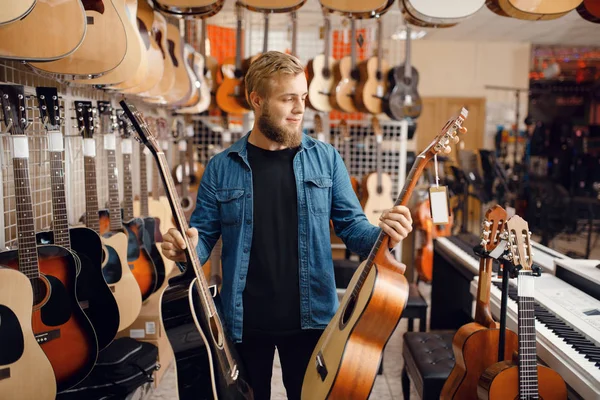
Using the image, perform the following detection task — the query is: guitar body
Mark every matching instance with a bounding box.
[302,258,409,400]
[160,271,253,400]
[28,0,127,79]
[413,223,433,283]
[332,56,357,113]
[0,267,57,400]
[144,11,176,101]
[485,0,578,20]
[477,361,567,400]
[402,0,484,25]
[140,216,167,290]
[361,172,395,226]
[0,0,36,26]
[101,232,143,332]
[0,0,86,61]
[205,55,220,110]
[164,22,194,106]
[0,245,98,392]
[383,65,422,120]
[238,0,306,12]
[319,0,392,14]
[36,227,120,351]
[354,57,390,115]
[152,0,225,17]
[441,324,518,400]
[577,0,600,23]
[178,52,211,113]
[307,55,336,113]
[216,58,250,114]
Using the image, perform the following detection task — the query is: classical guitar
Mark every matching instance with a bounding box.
[143,11,176,102]
[0,85,98,392]
[330,18,359,113]
[354,16,390,115]
[307,9,336,113]
[361,117,395,226]
[76,101,142,332]
[577,0,600,23]
[0,267,57,400]
[28,0,127,79]
[440,205,518,400]
[338,119,360,199]
[485,0,581,20]
[401,0,484,26]
[0,0,85,61]
[152,0,224,17]
[96,103,157,301]
[302,108,468,400]
[216,3,251,114]
[34,88,120,352]
[478,216,567,400]
[0,0,36,26]
[383,23,422,120]
[121,100,254,400]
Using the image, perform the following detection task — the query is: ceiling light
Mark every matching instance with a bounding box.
[391,29,427,41]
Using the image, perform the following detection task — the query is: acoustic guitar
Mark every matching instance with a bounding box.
[152,0,224,17]
[402,0,484,26]
[142,11,176,103]
[383,24,422,120]
[307,10,336,113]
[238,0,306,13]
[0,85,98,392]
[354,15,390,115]
[0,0,36,26]
[485,0,582,20]
[34,88,120,352]
[477,216,567,400]
[0,0,85,61]
[361,117,394,226]
[163,21,195,106]
[319,0,393,17]
[440,205,518,400]
[331,18,359,113]
[577,0,600,23]
[121,100,254,400]
[28,0,127,79]
[75,101,142,333]
[301,108,468,400]
[0,267,57,400]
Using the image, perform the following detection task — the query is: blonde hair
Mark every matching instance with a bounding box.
[244,51,305,106]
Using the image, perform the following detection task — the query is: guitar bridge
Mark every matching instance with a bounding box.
[315,351,328,381]
[0,368,9,381]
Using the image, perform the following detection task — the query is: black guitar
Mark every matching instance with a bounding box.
[34,87,120,351]
[383,24,422,120]
[120,100,253,400]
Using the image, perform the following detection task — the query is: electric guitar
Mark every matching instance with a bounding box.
[307,10,336,113]
[34,87,120,352]
[0,84,98,392]
[301,107,468,400]
[478,216,567,400]
[121,100,254,400]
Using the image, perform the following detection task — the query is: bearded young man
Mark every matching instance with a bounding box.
[161,51,413,400]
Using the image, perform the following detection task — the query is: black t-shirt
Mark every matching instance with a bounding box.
[243,142,301,336]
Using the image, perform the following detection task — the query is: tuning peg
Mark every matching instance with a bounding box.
[443,146,452,154]
[452,135,460,144]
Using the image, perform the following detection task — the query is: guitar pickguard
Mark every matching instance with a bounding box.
[0,305,24,365]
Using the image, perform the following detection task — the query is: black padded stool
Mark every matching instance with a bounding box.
[401,331,455,400]
[403,283,428,332]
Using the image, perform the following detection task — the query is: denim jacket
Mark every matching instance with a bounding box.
[190,132,380,342]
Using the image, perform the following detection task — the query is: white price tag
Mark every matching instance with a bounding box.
[376,85,383,98]
[48,131,64,152]
[222,131,232,144]
[317,133,326,142]
[12,136,29,158]
[376,135,383,144]
[121,138,133,154]
[129,329,145,339]
[178,140,187,152]
[104,133,116,150]
[145,321,156,335]
[161,140,169,151]
[186,125,194,138]
[83,138,96,157]
[429,186,450,225]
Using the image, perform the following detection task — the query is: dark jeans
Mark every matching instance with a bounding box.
[236,329,324,400]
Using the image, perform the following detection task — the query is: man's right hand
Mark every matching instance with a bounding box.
[161,228,199,263]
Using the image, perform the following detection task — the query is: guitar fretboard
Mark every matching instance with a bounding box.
[49,150,71,249]
[84,156,101,233]
[140,145,149,217]
[106,149,123,231]
[518,271,540,399]
[13,156,40,279]
[122,153,134,221]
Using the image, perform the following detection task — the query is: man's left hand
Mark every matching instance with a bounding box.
[378,205,413,248]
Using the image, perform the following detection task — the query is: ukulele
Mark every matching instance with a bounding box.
[75,101,142,332]
[121,100,254,400]
[440,205,518,400]
[383,23,422,120]
[331,17,359,113]
[0,84,98,392]
[577,0,600,23]
[0,267,57,400]
[361,117,394,226]
[354,15,390,115]
[302,108,468,400]
[478,216,567,400]
[485,0,581,20]
[0,0,35,25]
[402,0,484,26]
[0,0,85,61]
[307,9,336,113]
[34,88,120,351]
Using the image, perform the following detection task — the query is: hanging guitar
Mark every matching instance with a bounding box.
[302,107,468,400]
[307,9,335,113]
[120,100,253,400]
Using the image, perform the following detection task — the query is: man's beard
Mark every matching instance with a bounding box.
[257,105,303,148]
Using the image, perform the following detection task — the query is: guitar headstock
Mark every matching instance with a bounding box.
[35,87,61,132]
[422,107,468,160]
[0,84,28,136]
[480,205,507,253]
[314,114,323,136]
[74,101,95,139]
[97,101,116,134]
[119,100,161,155]
[505,215,534,272]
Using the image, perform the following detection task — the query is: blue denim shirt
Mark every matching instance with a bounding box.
[190,132,380,343]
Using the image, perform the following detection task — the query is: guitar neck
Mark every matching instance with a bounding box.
[376,135,382,189]
[152,160,161,200]
[350,18,357,70]
[404,25,412,79]
[122,151,134,221]
[474,257,496,328]
[106,147,123,231]
[323,14,331,71]
[200,18,207,57]
[139,144,149,217]
[517,270,539,397]
[290,12,297,57]
[262,13,269,54]
[235,7,243,71]
[343,138,351,173]
[83,152,101,234]
[179,148,189,198]
[376,17,383,77]
[49,148,71,249]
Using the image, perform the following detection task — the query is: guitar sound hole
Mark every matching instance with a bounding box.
[322,68,331,79]
[181,197,191,209]
[403,77,412,86]
[376,71,383,81]
[350,69,360,81]
[31,276,50,308]
[340,295,357,328]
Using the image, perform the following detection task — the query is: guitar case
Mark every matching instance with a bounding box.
[57,338,159,399]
